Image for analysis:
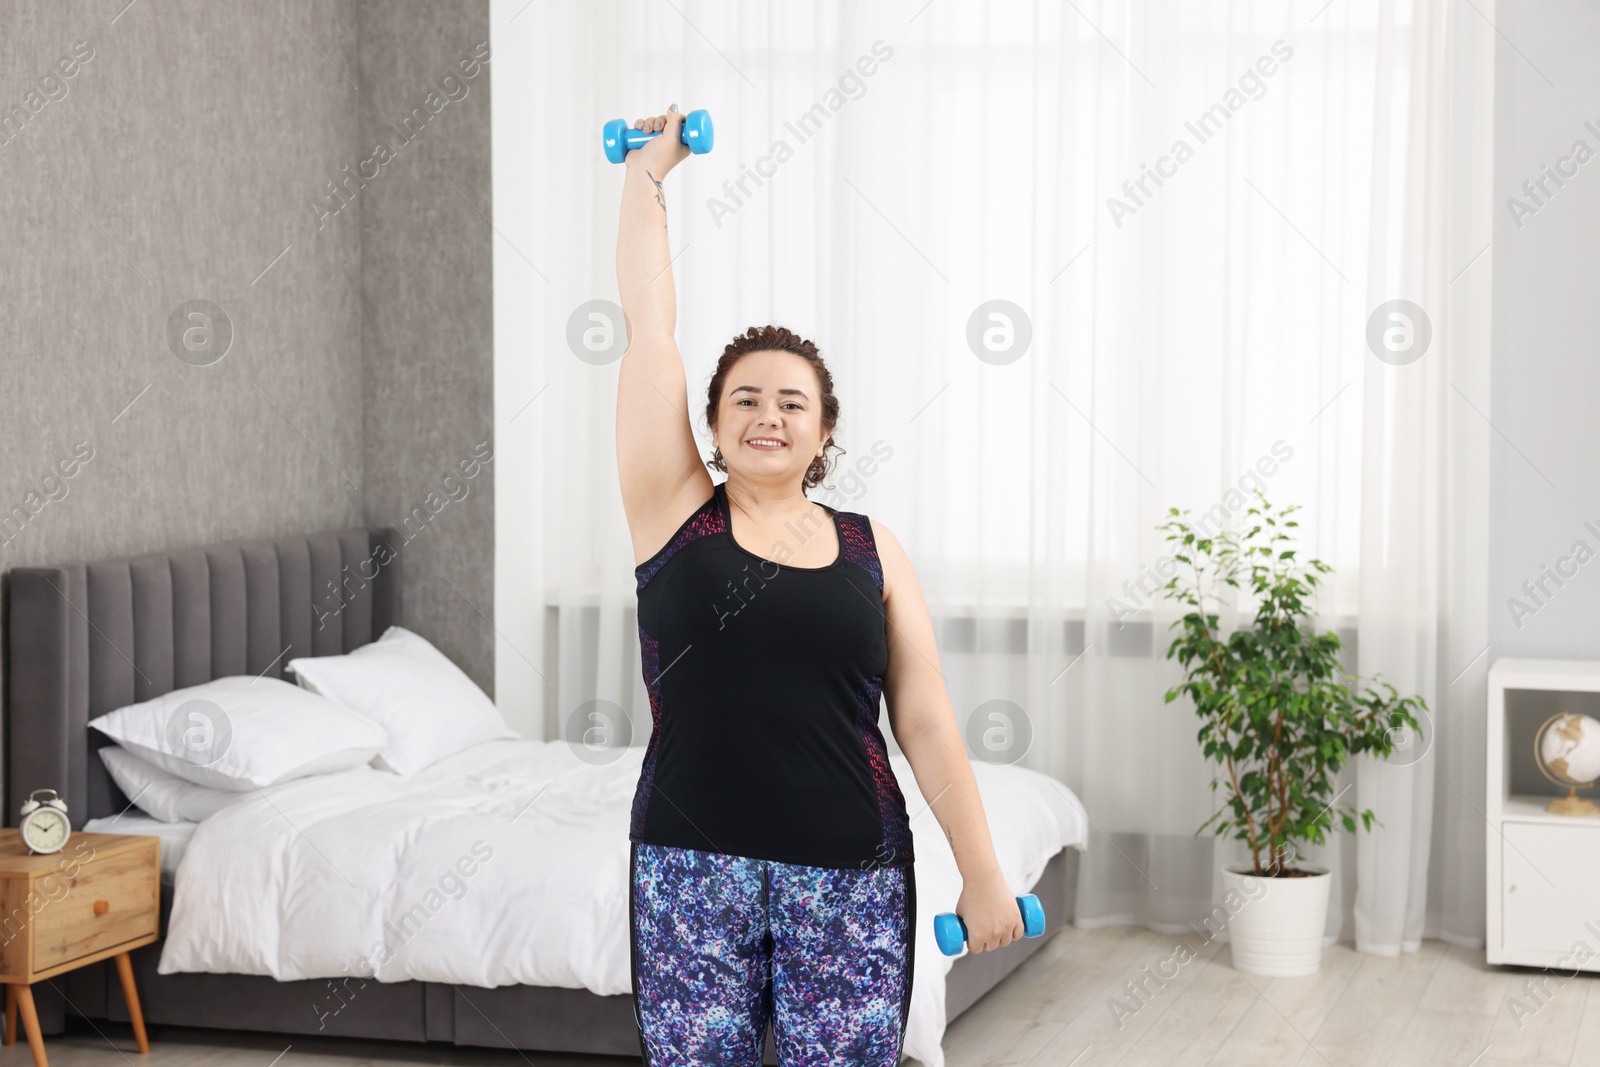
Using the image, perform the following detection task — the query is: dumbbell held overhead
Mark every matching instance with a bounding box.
[602,109,715,164]
[934,893,1047,956]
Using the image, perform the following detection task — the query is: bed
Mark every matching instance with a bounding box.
[5,526,1087,1066]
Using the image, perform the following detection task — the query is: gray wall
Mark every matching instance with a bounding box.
[357,0,495,694]
[1490,0,1600,661]
[0,0,494,794]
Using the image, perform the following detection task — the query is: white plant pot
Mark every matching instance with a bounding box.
[1219,862,1331,976]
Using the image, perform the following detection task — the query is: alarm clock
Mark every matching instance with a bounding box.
[19,788,70,855]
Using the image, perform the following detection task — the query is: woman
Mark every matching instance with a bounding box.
[616,104,1023,1067]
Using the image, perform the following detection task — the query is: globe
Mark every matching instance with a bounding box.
[1535,711,1600,817]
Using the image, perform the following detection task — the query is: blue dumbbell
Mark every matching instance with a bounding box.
[602,109,715,164]
[934,894,1047,956]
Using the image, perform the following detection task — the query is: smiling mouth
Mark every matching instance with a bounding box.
[746,438,787,449]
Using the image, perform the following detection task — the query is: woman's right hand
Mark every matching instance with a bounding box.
[624,103,692,178]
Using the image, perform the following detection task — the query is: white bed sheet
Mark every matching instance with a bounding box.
[154,738,1087,1067]
[80,812,198,884]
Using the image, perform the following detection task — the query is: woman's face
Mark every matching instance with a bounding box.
[714,350,829,485]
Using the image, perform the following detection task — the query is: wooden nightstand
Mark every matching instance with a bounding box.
[0,829,159,1066]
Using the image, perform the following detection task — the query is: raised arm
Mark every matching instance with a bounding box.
[615,105,714,565]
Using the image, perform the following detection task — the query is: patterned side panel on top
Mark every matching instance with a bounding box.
[839,508,907,865]
[634,493,726,591]
[629,626,666,839]
[854,673,915,867]
[836,511,883,593]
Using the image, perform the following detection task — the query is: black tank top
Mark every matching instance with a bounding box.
[628,480,915,870]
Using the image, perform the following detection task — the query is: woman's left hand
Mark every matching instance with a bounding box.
[954,870,1025,954]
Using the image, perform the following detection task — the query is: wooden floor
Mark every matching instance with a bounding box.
[940,923,1600,1066]
[9,924,1600,1065]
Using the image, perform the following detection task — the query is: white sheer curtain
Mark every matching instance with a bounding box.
[492,0,1493,954]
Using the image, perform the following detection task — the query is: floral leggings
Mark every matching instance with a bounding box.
[630,842,916,1066]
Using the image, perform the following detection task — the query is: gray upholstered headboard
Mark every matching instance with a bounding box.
[5,527,400,827]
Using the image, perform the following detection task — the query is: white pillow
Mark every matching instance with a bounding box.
[98,743,244,823]
[287,625,517,775]
[88,675,387,792]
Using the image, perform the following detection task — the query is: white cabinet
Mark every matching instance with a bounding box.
[1499,822,1600,956]
[1486,659,1600,972]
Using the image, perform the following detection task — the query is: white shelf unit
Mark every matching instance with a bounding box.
[1486,658,1600,971]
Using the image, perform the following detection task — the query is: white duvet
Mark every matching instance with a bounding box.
[158,737,1088,1067]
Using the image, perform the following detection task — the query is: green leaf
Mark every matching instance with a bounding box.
[1149,488,1428,861]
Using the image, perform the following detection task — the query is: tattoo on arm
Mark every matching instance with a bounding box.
[646,169,666,228]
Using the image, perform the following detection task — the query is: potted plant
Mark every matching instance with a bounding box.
[1155,492,1426,976]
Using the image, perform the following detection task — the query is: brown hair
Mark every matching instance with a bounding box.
[705,325,843,491]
